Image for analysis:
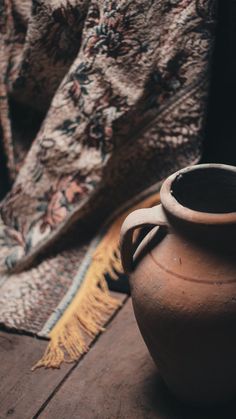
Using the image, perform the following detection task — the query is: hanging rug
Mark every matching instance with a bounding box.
[0,1,216,368]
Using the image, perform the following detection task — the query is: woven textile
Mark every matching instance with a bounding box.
[0,0,216,368]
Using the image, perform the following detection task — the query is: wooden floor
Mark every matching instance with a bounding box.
[1,296,236,419]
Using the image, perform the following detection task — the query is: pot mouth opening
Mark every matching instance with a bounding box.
[171,166,236,214]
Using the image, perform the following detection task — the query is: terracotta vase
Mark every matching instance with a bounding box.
[120,164,236,405]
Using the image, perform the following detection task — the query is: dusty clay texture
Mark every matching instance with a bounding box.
[120,164,236,405]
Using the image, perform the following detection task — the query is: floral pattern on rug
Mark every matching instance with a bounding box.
[0,0,217,358]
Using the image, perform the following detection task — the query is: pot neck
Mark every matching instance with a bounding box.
[160,164,236,247]
[163,209,236,251]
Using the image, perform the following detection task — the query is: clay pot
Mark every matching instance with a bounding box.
[120,164,236,405]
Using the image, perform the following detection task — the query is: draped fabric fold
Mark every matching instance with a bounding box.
[0,0,216,368]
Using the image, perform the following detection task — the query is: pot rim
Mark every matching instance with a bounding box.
[160,163,236,225]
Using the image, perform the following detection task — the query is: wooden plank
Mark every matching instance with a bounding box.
[40,299,236,419]
[0,292,126,419]
[0,333,71,419]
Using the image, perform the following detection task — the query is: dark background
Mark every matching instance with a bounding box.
[203,0,236,164]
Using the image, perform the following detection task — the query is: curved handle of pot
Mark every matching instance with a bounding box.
[120,204,169,273]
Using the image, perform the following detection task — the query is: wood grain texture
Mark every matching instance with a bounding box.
[0,292,126,419]
[41,299,236,419]
[0,332,71,419]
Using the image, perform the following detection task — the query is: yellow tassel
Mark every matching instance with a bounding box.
[33,192,160,369]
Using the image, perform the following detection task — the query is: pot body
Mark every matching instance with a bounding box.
[120,164,236,404]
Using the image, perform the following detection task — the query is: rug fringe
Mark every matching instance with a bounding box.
[33,192,160,370]
[32,281,120,369]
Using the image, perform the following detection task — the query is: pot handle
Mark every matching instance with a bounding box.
[120,204,169,273]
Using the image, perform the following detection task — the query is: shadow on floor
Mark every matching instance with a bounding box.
[143,370,236,419]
